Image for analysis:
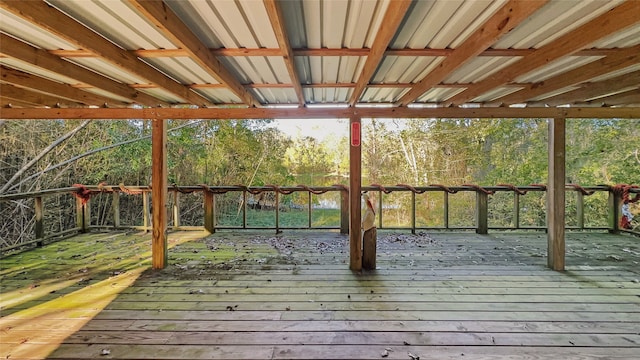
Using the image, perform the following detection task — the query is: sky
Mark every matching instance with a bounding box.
[269,118,347,142]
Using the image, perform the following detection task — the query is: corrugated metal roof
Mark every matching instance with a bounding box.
[0,0,638,108]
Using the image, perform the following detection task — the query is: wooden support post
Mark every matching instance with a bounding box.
[34,196,44,246]
[204,190,216,234]
[547,117,566,271]
[142,192,150,230]
[476,192,488,234]
[362,228,377,270]
[349,116,362,271]
[112,192,120,229]
[172,190,180,230]
[340,189,349,234]
[151,119,168,270]
[608,190,621,233]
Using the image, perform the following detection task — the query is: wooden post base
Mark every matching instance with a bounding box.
[362,227,377,270]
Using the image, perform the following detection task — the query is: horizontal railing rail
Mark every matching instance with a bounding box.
[1,183,638,253]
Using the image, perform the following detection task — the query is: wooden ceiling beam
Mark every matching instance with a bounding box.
[536,70,640,107]
[0,0,213,107]
[396,0,548,107]
[0,83,83,108]
[446,1,640,106]
[348,1,412,106]
[494,44,640,105]
[0,34,166,107]
[0,66,127,107]
[2,106,638,120]
[129,0,260,108]
[264,0,305,107]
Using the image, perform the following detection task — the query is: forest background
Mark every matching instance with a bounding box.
[0,118,638,245]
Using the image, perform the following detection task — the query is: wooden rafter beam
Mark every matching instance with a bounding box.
[586,89,640,107]
[494,44,640,105]
[190,82,521,90]
[538,70,640,107]
[395,0,548,107]
[48,47,623,58]
[0,66,127,107]
[0,0,213,107]
[0,34,166,107]
[348,1,412,106]
[446,1,640,106]
[2,106,638,121]
[128,0,260,108]
[263,0,305,107]
[0,83,83,108]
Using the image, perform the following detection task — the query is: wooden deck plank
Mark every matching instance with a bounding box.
[79,319,640,334]
[106,293,640,303]
[60,330,640,347]
[93,309,638,322]
[97,301,640,312]
[47,344,640,360]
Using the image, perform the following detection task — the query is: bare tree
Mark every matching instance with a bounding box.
[0,120,92,194]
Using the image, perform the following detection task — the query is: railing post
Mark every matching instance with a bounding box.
[275,191,281,234]
[443,192,449,229]
[143,191,150,231]
[34,196,44,246]
[608,190,620,233]
[576,191,585,230]
[75,197,90,233]
[513,193,520,229]
[242,190,247,229]
[476,191,488,234]
[377,191,383,229]
[340,189,349,234]
[204,190,216,234]
[112,191,120,229]
[173,190,180,230]
[411,192,416,234]
[308,191,312,229]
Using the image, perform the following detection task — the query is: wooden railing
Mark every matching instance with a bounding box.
[1,184,638,253]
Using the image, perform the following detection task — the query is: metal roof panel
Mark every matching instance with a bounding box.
[0,8,76,49]
[493,0,626,49]
[67,58,147,84]
[141,57,221,85]
[48,0,176,50]
[514,56,604,83]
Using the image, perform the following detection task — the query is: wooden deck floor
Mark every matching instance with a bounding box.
[1,230,639,359]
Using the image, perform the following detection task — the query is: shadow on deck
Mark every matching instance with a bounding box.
[1,230,639,359]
